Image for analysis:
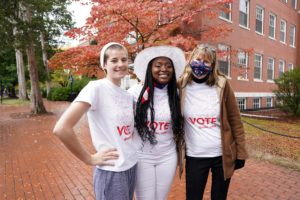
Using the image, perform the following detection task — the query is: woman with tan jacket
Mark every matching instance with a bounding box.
[178,44,248,200]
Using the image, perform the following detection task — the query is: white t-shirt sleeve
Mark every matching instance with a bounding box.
[127,83,143,103]
[74,81,98,110]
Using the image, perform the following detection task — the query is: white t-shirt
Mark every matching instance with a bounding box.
[128,84,176,162]
[74,78,137,171]
[184,81,222,157]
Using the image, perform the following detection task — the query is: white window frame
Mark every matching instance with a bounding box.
[254,53,263,81]
[219,3,232,22]
[253,98,261,109]
[237,98,246,111]
[292,0,297,9]
[218,44,231,78]
[269,13,276,40]
[238,51,248,80]
[279,60,285,78]
[239,0,250,28]
[280,19,286,44]
[290,24,296,47]
[267,57,275,82]
[266,97,273,108]
[289,62,294,71]
[255,5,264,34]
[276,98,283,106]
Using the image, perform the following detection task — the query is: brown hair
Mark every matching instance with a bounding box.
[103,44,128,73]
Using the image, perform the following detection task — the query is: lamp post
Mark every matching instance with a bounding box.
[68,76,76,102]
[0,80,3,104]
[70,75,73,93]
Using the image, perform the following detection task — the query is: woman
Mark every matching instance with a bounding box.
[53,42,137,200]
[128,46,185,200]
[178,44,248,200]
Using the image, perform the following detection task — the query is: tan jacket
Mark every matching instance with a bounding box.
[178,75,248,179]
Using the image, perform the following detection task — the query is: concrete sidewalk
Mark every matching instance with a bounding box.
[0,101,299,200]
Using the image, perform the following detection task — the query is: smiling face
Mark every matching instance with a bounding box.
[104,49,128,85]
[151,57,174,85]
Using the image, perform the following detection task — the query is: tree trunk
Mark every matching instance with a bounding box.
[40,31,51,97]
[26,7,46,114]
[15,48,28,100]
[12,10,28,100]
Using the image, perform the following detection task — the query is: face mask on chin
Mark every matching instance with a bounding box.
[190,61,212,77]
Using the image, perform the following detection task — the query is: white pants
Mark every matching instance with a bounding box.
[134,153,178,200]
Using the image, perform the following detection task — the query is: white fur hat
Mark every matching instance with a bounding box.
[134,46,186,81]
[100,42,127,70]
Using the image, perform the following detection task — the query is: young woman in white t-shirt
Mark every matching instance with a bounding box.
[53,42,137,200]
[128,46,185,200]
[177,44,248,200]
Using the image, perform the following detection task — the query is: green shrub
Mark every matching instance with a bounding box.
[71,77,94,94]
[41,88,47,98]
[273,68,300,116]
[47,87,70,101]
[47,76,95,101]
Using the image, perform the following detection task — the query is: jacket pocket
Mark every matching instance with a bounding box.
[229,141,237,161]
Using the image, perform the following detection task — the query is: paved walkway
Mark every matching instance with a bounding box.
[0,101,299,200]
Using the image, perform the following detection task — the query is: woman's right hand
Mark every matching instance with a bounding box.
[90,148,119,166]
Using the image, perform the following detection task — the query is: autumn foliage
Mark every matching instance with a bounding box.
[49,0,233,77]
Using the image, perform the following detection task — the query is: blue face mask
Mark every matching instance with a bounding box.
[190,61,212,77]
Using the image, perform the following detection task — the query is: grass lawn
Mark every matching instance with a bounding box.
[243,117,300,170]
[0,98,30,106]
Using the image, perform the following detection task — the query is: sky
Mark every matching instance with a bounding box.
[60,1,92,47]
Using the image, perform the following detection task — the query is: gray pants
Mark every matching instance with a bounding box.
[93,164,137,200]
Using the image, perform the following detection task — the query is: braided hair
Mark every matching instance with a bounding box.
[135,58,184,145]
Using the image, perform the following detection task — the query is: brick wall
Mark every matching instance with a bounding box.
[185,0,299,109]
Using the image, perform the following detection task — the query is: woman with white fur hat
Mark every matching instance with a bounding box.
[53,42,137,200]
[128,46,185,200]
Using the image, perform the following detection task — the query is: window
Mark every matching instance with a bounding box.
[238,51,248,80]
[280,19,286,43]
[292,0,297,9]
[255,6,264,34]
[269,14,276,39]
[254,54,262,80]
[266,97,273,108]
[267,57,275,81]
[239,0,249,28]
[253,98,261,109]
[279,60,285,78]
[289,63,294,71]
[276,98,283,105]
[218,44,231,77]
[290,25,296,47]
[237,98,246,111]
[219,4,231,21]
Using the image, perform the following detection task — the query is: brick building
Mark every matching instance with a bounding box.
[197,0,299,110]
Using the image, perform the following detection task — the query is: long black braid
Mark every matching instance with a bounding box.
[135,59,184,145]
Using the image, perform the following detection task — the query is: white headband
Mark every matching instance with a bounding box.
[100,42,127,70]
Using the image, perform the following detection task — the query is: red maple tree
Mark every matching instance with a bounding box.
[49,0,233,77]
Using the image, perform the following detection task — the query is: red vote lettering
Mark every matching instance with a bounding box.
[211,118,216,123]
[147,121,170,131]
[189,118,196,124]
[117,125,131,136]
[197,118,204,125]
[189,117,217,126]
